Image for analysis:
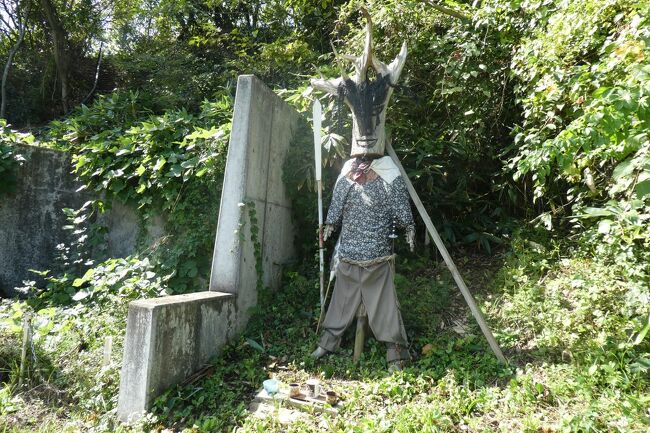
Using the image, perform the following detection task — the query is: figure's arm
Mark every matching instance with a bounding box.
[391,175,416,251]
[324,177,350,239]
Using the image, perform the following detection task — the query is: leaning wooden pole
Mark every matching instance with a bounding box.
[387,142,507,364]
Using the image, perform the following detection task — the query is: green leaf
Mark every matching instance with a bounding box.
[597,219,612,234]
[635,179,650,198]
[72,291,90,301]
[592,86,610,98]
[633,316,650,346]
[167,164,182,177]
[630,358,650,373]
[245,339,265,352]
[180,157,199,169]
[577,207,614,218]
[154,157,166,172]
[111,179,126,193]
[612,158,634,180]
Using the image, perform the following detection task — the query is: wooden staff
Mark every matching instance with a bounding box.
[386,141,507,364]
[313,99,325,312]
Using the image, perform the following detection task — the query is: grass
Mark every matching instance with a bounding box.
[0,230,648,432]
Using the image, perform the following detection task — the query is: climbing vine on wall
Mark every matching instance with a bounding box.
[234,200,265,291]
[36,91,236,294]
[65,96,233,214]
[0,120,29,194]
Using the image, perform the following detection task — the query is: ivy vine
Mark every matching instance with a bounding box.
[237,200,264,291]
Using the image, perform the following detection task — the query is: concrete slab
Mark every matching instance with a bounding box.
[248,401,308,424]
[99,201,165,258]
[209,75,300,331]
[117,291,235,422]
[0,146,88,295]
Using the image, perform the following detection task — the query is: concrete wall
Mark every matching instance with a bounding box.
[118,75,302,422]
[0,145,164,297]
[209,74,300,332]
[0,146,87,296]
[100,201,166,258]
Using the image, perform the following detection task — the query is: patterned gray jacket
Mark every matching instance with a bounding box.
[325,174,415,262]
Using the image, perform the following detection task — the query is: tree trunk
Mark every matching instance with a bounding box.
[40,0,71,113]
[81,41,103,106]
[1,0,30,120]
[0,25,26,119]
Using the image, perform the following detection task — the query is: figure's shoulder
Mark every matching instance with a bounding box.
[373,155,397,168]
[370,156,400,184]
[334,170,354,188]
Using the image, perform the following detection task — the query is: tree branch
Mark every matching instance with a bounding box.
[0,12,14,31]
[81,41,103,106]
[1,0,29,118]
[6,1,18,29]
[418,0,470,22]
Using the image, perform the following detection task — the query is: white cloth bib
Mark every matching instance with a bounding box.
[338,156,401,184]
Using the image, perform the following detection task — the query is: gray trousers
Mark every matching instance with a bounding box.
[318,260,410,362]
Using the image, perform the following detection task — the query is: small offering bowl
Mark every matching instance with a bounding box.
[263,379,279,396]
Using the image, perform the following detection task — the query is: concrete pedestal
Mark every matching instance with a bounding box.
[117,292,235,422]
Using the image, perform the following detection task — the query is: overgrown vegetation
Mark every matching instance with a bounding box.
[0,119,29,194]
[0,0,648,432]
[508,0,650,228]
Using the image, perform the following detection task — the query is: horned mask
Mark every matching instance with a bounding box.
[311,9,407,157]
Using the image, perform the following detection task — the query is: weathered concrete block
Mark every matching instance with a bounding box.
[209,75,300,332]
[117,291,235,422]
[0,145,166,296]
[0,145,88,295]
[99,201,166,258]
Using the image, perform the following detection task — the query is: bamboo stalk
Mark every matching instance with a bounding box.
[313,100,325,313]
[318,179,325,309]
[387,142,507,364]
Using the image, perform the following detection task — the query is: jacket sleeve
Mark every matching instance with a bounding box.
[325,176,350,229]
[391,176,415,233]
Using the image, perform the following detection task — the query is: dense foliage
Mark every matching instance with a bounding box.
[0,119,29,193]
[0,0,648,432]
[509,1,650,228]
